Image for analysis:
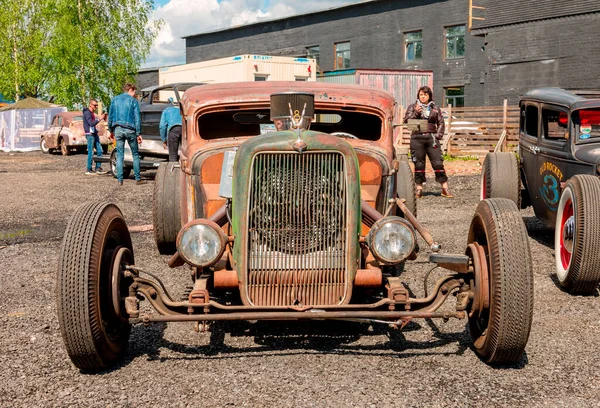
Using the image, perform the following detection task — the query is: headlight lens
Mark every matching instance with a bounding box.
[177,220,227,267]
[367,217,416,265]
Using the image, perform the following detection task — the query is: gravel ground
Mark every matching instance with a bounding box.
[1,151,599,407]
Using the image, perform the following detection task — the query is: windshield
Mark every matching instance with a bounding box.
[573,108,600,143]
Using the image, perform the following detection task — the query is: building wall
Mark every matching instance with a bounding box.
[484,13,600,104]
[185,0,486,106]
[136,69,159,89]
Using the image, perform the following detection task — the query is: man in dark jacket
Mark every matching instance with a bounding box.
[108,83,144,185]
[83,99,106,175]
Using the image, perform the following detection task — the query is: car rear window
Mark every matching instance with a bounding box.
[573,108,600,143]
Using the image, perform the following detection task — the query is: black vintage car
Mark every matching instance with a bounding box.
[481,88,600,295]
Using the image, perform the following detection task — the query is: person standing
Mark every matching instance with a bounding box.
[108,83,145,185]
[83,99,106,175]
[159,104,182,162]
[404,86,452,198]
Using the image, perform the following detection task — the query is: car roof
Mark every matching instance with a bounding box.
[521,88,591,108]
[181,81,396,114]
[54,111,83,126]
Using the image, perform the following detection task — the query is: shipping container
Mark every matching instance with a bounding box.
[317,69,433,110]
[159,55,316,85]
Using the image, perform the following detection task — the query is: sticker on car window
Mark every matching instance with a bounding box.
[580,133,591,140]
[581,125,592,134]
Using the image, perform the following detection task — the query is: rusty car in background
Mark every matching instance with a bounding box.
[481,88,600,295]
[40,111,109,156]
[57,82,533,371]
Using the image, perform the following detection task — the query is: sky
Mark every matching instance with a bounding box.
[144,0,365,68]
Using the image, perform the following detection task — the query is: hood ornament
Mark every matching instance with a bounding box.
[270,92,314,153]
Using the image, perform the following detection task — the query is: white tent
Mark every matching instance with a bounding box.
[0,98,66,152]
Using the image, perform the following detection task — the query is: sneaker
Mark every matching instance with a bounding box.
[135,180,147,185]
[95,167,107,175]
[118,180,123,186]
[441,188,454,198]
[85,170,97,176]
[415,189,423,199]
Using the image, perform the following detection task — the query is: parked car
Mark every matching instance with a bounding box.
[481,87,600,294]
[57,82,533,371]
[40,111,109,155]
[100,83,203,178]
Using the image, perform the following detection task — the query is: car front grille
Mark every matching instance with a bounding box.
[247,152,348,306]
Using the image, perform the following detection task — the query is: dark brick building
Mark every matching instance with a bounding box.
[182,0,600,106]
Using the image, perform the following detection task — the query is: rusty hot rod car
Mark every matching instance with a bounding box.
[481,88,600,295]
[40,111,108,155]
[57,82,533,371]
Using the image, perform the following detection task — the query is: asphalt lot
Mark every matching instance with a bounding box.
[1,151,599,407]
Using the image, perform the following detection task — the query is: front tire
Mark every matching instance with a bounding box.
[555,175,600,295]
[480,152,521,208]
[153,162,182,254]
[56,202,134,371]
[467,198,533,365]
[396,160,417,217]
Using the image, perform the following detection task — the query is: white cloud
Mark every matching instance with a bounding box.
[144,0,363,68]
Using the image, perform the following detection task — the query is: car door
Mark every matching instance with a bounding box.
[519,102,544,218]
[535,104,572,225]
[48,115,62,148]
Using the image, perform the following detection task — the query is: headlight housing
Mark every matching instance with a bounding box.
[366,216,416,265]
[176,219,228,267]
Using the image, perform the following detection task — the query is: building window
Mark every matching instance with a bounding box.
[254,75,268,81]
[404,31,422,62]
[445,25,466,60]
[334,42,351,70]
[306,45,320,72]
[444,86,464,107]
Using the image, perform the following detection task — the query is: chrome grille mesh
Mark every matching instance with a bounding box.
[247,152,348,306]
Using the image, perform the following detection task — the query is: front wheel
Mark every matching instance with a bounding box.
[480,152,521,208]
[396,160,417,217]
[555,175,600,295]
[467,198,533,365]
[153,162,182,254]
[56,202,134,371]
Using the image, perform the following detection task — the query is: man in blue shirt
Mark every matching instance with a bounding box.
[108,83,145,185]
[159,105,182,162]
[82,99,106,175]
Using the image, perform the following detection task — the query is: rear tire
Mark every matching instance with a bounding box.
[480,152,521,208]
[153,162,182,255]
[396,160,417,217]
[56,202,133,371]
[555,175,600,295]
[467,198,533,365]
[40,137,50,154]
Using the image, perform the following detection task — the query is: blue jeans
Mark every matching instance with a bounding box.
[115,127,141,181]
[86,134,103,171]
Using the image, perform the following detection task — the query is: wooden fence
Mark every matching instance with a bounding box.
[396,101,520,157]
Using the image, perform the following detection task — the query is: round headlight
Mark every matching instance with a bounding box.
[176,220,227,267]
[367,216,416,265]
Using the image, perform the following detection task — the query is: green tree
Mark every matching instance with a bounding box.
[0,0,161,108]
[0,0,50,102]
